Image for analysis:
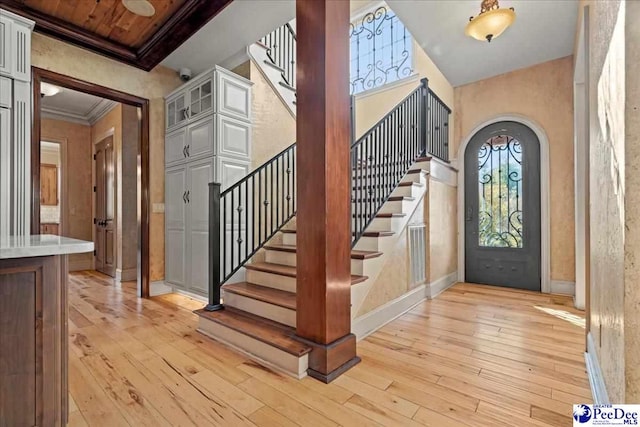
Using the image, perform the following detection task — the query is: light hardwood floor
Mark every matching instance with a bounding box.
[67,271,591,427]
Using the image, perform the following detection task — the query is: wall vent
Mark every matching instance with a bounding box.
[408,223,426,286]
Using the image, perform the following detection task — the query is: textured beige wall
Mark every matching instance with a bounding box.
[624,0,640,403]
[579,0,625,402]
[41,118,92,267]
[454,57,575,283]
[357,199,423,316]
[247,61,297,168]
[90,104,138,276]
[32,33,182,282]
[119,105,139,274]
[429,179,457,281]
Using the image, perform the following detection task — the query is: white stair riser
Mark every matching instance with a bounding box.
[282,233,296,246]
[352,184,421,199]
[352,216,405,233]
[197,317,308,379]
[353,174,421,187]
[377,200,412,214]
[265,248,367,275]
[223,292,296,327]
[246,269,296,292]
[265,249,296,267]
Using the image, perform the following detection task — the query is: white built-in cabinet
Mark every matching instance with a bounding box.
[0,9,34,240]
[165,66,253,297]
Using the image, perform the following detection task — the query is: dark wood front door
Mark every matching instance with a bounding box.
[95,136,116,277]
[464,121,541,291]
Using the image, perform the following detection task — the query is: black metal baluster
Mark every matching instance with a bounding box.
[222,194,227,280]
[244,180,248,261]
[276,156,280,229]
[258,171,262,243]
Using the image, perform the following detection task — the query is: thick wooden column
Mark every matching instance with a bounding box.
[295,0,359,382]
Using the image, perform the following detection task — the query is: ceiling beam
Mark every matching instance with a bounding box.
[0,0,234,71]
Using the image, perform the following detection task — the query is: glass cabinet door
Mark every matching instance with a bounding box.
[189,79,213,120]
[167,93,188,130]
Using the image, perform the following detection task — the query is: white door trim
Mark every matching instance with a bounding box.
[457,115,551,293]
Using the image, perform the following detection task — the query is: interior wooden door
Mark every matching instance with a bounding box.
[94,136,116,277]
[40,164,58,205]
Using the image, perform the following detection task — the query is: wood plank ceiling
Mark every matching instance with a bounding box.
[0,0,234,71]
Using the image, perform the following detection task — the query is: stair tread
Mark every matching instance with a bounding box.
[353,181,424,190]
[388,196,415,201]
[353,230,395,237]
[351,212,406,218]
[194,307,310,357]
[398,181,425,187]
[223,282,296,310]
[246,262,368,284]
[265,244,382,260]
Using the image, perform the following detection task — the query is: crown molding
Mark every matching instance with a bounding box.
[41,98,118,126]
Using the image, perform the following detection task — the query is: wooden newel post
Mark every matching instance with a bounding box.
[206,182,223,312]
[295,0,360,382]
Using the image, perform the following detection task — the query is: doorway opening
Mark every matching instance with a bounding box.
[463,121,542,291]
[32,68,151,297]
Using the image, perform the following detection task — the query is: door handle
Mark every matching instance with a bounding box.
[183,146,187,158]
[466,207,473,222]
[186,145,190,157]
[186,190,190,203]
[183,191,187,204]
[184,106,190,119]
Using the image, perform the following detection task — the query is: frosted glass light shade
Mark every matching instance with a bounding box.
[40,82,61,97]
[122,0,156,17]
[465,7,516,42]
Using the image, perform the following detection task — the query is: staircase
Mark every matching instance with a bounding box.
[248,22,297,116]
[195,23,451,379]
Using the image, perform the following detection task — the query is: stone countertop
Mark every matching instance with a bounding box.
[0,234,94,259]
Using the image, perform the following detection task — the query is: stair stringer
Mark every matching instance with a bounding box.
[248,43,296,118]
[350,167,430,319]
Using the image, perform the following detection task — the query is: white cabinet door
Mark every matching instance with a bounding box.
[165,127,186,166]
[186,117,214,161]
[216,71,251,122]
[216,156,250,190]
[0,76,11,109]
[216,114,251,160]
[186,157,214,295]
[0,18,10,77]
[0,107,9,238]
[165,166,187,289]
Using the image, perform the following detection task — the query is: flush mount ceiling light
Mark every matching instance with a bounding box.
[465,0,516,43]
[122,0,156,17]
[40,82,61,97]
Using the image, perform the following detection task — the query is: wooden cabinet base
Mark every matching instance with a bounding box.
[0,255,68,426]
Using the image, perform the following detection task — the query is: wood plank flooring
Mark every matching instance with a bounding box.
[67,272,590,426]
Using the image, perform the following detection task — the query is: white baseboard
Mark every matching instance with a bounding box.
[69,259,93,272]
[115,268,137,282]
[149,281,172,297]
[428,271,458,299]
[585,332,610,404]
[550,280,575,296]
[352,284,429,340]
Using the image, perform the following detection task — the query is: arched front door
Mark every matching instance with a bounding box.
[464,121,541,291]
